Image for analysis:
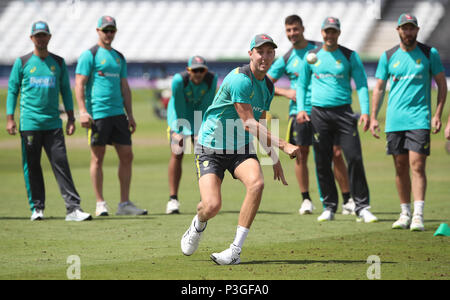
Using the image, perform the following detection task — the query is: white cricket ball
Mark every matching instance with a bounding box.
[306,52,318,64]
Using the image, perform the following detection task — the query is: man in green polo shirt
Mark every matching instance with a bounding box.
[75,16,147,217]
[6,21,91,222]
[370,13,447,231]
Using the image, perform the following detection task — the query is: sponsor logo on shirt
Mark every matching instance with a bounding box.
[29,76,56,87]
[391,74,423,82]
[97,70,120,78]
[314,73,344,79]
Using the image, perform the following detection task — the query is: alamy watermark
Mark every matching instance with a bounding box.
[169,112,280,166]
[66,255,81,280]
[366,255,381,279]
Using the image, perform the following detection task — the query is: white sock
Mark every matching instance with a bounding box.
[413,200,424,216]
[232,226,249,249]
[194,215,207,232]
[400,203,411,216]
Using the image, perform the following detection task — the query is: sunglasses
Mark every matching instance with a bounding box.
[102,29,116,34]
[191,68,206,74]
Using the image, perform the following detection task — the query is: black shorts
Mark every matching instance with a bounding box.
[287,115,313,146]
[194,144,259,181]
[88,115,132,146]
[386,129,430,156]
[287,115,340,146]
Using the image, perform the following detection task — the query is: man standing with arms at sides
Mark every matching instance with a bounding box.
[75,16,147,217]
[6,21,91,221]
[267,14,355,216]
[180,34,301,265]
[297,17,378,223]
[370,14,447,231]
[166,56,218,214]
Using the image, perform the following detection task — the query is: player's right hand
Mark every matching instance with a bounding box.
[79,112,92,128]
[6,119,17,135]
[283,143,301,159]
[296,111,310,124]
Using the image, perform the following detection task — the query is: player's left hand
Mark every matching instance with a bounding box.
[358,114,370,132]
[431,116,441,134]
[128,115,137,134]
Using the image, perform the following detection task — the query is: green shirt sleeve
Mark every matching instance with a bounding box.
[6,58,22,115]
[59,58,74,111]
[350,52,370,115]
[430,47,444,76]
[267,56,286,80]
[230,74,253,104]
[120,55,127,79]
[75,50,93,76]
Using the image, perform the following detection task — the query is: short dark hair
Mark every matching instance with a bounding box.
[285,15,303,26]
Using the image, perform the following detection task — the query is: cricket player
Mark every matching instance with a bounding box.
[296,17,378,223]
[180,34,301,265]
[370,13,447,231]
[166,56,218,214]
[6,21,91,221]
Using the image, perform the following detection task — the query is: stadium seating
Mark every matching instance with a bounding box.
[0,0,445,64]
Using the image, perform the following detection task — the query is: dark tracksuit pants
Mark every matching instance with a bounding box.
[310,105,370,216]
[20,128,81,213]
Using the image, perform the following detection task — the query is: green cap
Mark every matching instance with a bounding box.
[250,34,277,51]
[188,55,208,70]
[97,16,117,29]
[398,13,418,27]
[31,21,50,36]
[322,16,340,30]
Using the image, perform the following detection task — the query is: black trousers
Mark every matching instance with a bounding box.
[20,128,81,213]
[310,105,370,215]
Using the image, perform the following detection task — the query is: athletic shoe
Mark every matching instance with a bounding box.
[116,201,148,215]
[317,209,334,222]
[356,208,378,223]
[342,198,356,215]
[392,213,411,229]
[410,214,425,232]
[299,199,315,215]
[181,216,206,256]
[30,209,44,221]
[210,244,241,265]
[95,201,109,216]
[65,209,92,221]
[166,199,180,214]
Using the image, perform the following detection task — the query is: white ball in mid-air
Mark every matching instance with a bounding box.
[306,52,318,64]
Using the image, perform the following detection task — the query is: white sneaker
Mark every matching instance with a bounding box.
[356,208,378,223]
[392,213,411,229]
[166,199,180,214]
[210,244,241,265]
[317,209,334,222]
[65,209,92,222]
[96,201,109,216]
[30,209,44,221]
[342,198,356,215]
[181,216,206,256]
[116,201,148,215]
[299,199,315,215]
[410,214,425,232]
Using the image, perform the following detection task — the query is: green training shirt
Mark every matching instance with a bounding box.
[296,45,369,115]
[198,65,274,150]
[75,46,127,120]
[6,53,73,131]
[375,43,444,132]
[167,72,218,136]
[268,41,318,115]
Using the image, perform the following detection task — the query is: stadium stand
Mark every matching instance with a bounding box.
[0,0,445,65]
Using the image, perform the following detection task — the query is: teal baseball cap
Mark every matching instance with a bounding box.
[250,34,277,51]
[97,16,117,29]
[322,16,340,30]
[397,13,418,27]
[31,21,50,35]
[188,55,208,70]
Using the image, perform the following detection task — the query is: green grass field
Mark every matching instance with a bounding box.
[0,88,449,280]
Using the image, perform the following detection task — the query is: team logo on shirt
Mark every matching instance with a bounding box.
[30,66,36,73]
[250,91,254,99]
[415,59,422,68]
[101,59,106,65]
[116,58,121,65]
[293,59,299,67]
[50,65,56,73]
[393,61,400,68]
